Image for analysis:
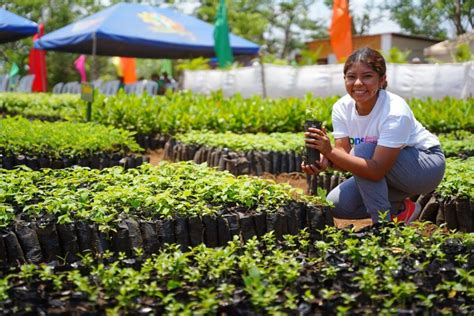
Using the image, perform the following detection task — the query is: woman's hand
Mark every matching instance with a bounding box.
[304,127,333,155]
[301,155,331,175]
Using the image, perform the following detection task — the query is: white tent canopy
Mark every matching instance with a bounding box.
[424,31,474,62]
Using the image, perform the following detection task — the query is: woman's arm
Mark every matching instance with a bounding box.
[307,128,401,181]
[330,138,351,171]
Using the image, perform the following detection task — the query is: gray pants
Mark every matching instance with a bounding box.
[327,142,445,222]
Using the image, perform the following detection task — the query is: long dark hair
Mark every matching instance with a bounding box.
[344,48,388,89]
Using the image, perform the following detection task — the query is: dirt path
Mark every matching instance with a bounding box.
[145,150,372,231]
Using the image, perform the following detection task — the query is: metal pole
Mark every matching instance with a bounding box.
[259,53,267,98]
[86,32,97,122]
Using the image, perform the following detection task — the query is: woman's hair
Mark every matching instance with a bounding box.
[343,47,388,89]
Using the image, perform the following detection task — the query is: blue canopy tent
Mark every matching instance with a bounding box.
[34,3,260,59]
[0,8,38,43]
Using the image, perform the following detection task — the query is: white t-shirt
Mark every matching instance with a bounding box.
[332,90,440,150]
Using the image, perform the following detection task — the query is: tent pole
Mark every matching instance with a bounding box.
[92,32,97,82]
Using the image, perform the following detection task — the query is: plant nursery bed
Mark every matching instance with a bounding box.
[0,222,472,314]
[0,162,332,266]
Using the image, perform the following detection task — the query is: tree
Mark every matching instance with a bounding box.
[385,0,473,39]
[195,0,270,47]
[3,0,107,89]
[382,47,411,63]
[195,0,327,60]
[437,0,473,36]
[264,0,326,58]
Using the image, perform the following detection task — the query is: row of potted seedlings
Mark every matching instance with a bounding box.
[1,92,471,136]
[162,130,472,176]
[416,157,473,232]
[163,131,305,175]
[0,201,331,267]
[307,157,473,232]
[0,162,331,267]
[0,222,472,314]
[0,116,146,170]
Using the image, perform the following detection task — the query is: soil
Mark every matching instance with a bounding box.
[145,149,373,231]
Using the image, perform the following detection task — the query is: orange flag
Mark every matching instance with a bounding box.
[329,0,352,62]
[120,57,136,84]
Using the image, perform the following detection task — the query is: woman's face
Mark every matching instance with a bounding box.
[344,62,386,110]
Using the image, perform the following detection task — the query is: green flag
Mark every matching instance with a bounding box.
[8,63,19,78]
[214,0,233,68]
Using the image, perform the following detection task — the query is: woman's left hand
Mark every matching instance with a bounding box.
[304,127,333,155]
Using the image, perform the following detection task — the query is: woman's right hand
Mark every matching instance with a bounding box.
[301,155,331,175]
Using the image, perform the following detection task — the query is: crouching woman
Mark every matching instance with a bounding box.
[302,47,445,224]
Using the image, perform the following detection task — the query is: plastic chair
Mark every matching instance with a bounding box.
[7,75,19,91]
[16,74,35,92]
[100,80,120,95]
[124,83,136,94]
[143,80,158,95]
[52,82,64,94]
[62,82,81,94]
[0,75,9,92]
[92,79,103,90]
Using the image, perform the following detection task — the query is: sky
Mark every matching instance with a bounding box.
[312,0,402,35]
[176,0,402,35]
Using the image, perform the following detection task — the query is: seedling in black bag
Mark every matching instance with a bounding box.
[304,120,322,165]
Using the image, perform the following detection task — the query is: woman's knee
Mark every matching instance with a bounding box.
[326,183,365,218]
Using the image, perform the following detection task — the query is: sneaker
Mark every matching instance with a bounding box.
[391,198,421,224]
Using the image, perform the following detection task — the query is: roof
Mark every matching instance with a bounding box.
[307,32,441,45]
[424,31,474,57]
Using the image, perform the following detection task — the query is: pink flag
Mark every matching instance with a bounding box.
[74,55,87,82]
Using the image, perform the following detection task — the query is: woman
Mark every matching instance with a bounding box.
[302,48,445,224]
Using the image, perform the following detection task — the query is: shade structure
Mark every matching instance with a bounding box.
[0,8,38,44]
[424,31,474,62]
[34,3,260,59]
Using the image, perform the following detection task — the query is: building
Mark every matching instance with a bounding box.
[306,33,441,64]
[424,31,474,62]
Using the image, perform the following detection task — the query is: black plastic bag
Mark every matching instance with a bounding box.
[188,216,204,247]
[139,221,160,255]
[112,221,132,257]
[239,214,256,241]
[217,217,231,246]
[175,217,189,251]
[75,221,98,253]
[15,222,43,263]
[125,218,143,251]
[3,231,25,265]
[35,221,62,262]
[202,215,219,247]
[254,212,267,237]
[56,223,80,263]
[157,219,175,245]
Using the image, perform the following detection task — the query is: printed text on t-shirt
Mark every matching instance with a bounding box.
[349,136,378,145]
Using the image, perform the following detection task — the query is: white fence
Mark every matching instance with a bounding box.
[183,61,474,99]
